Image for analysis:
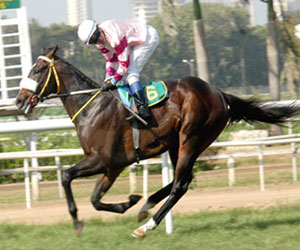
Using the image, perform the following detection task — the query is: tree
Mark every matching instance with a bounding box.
[28,4,269,93]
[264,0,280,102]
[165,0,211,82]
[279,11,300,97]
[161,0,178,36]
[193,0,212,83]
[29,20,106,83]
[146,3,264,89]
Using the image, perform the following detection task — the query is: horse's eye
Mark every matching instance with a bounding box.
[34,66,47,74]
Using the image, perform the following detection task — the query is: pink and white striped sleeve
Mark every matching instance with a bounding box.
[97,46,118,77]
[113,37,130,82]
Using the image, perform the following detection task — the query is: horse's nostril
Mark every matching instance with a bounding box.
[15,99,24,109]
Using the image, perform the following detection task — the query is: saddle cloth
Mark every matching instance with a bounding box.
[116,80,169,108]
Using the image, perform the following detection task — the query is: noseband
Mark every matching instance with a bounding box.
[21,56,61,107]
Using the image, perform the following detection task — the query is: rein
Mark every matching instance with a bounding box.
[71,89,102,122]
[41,88,102,101]
[36,56,103,123]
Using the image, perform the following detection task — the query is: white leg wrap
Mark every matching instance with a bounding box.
[139,218,157,233]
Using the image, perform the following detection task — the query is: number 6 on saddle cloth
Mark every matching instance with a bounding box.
[116,80,169,109]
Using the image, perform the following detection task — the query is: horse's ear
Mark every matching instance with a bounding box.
[46,45,59,58]
[40,47,46,55]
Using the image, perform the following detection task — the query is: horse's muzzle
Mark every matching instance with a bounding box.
[15,89,37,114]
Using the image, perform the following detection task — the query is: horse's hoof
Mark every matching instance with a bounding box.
[131,228,145,238]
[129,194,142,205]
[74,221,84,237]
[138,211,149,222]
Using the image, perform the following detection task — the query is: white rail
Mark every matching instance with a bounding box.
[1,136,299,208]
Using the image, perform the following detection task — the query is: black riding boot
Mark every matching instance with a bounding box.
[132,89,150,118]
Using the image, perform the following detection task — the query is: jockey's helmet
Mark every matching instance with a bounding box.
[77,20,100,44]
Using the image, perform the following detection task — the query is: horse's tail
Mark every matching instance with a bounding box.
[223,93,299,125]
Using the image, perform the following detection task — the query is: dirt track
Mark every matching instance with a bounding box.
[1,182,300,225]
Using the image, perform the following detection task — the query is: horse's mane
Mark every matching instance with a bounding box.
[60,58,102,89]
[43,46,102,90]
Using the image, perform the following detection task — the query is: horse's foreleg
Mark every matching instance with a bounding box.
[91,172,142,213]
[138,181,173,222]
[62,155,105,236]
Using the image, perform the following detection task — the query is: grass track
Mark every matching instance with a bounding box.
[1,205,300,250]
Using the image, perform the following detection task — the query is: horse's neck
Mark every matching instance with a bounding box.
[58,62,103,120]
[61,62,101,92]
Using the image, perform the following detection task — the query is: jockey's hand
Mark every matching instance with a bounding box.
[102,76,117,91]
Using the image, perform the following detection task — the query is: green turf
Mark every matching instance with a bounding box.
[1,205,300,250]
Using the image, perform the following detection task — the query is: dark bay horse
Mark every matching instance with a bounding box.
[15,46,299,238]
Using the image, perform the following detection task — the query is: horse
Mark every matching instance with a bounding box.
[15,46,299,238]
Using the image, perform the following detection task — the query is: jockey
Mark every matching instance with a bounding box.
[77,19,160,119]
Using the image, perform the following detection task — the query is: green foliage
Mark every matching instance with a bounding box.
[144,3,268,90]
[0,130,82,184]
[29,19,106,84]
[36,130,83,181]
[27,4,300,93]
[0,134,27,183]
[28,3,270,91]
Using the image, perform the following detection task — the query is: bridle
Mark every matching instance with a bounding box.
[36,56,61,98]
[24,56,61,107]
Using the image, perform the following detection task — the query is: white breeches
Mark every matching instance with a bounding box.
[126,25,159,85]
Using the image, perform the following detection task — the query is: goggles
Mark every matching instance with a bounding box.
[88,28,100,44]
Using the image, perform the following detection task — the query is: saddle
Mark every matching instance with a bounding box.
[116,80,169,163]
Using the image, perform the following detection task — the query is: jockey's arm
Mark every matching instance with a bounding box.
[113,40,130,84]
[97,46,117,78]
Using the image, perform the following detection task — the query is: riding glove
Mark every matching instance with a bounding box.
[102,76,117,91]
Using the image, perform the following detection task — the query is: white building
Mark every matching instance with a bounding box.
[67,0,92,26]
[0,7,32,106]
[130,0,188,23]
[288,0,300,11]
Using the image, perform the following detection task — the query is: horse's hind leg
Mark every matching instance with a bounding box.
[138,146,178,222]
[132,151,195,238]
[62,154,106,236]
[132,127,222,238]
[91,171,142,213]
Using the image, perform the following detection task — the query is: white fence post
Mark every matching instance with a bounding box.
[143,161,148,199]
[30,129,40,201]
[55,156,64,199]
[162,152,173,234]
[291,143,298,182]
[129,165,136,193]
[167,155,174,182]
[288,121,293,135]
[227,157,235,186]
[258,145,265,191]
[23,158,31,209]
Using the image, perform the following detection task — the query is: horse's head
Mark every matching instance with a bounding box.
[15,45,61,114]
